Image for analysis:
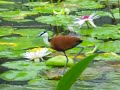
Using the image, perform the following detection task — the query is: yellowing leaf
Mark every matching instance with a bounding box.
[0,42,17,47]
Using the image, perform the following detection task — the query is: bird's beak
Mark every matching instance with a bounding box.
[36,33,41,38]
[36,31,47,38]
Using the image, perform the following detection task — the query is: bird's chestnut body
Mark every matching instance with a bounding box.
[50,35,82,51]
[37,31,83,74]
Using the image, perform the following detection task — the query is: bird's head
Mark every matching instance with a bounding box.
[37,31,50,46]
[36,31,48,38]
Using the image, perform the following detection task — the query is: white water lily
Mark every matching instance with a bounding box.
[74,12,99,28]
[24,48,51,62]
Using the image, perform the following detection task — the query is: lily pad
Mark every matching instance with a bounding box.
[0,70,38,81]
[95,53,120,61]
[46,55,74,67]
[28,78,58,86]
[1,61,52,71]
[0,10,37,21]
[35,15,75,26]
[0,26,14,37]
[65,0,104,9]
[98,40,120,53]
[24,2,49,7]
[0,1,14,4]
[0,49,24,58]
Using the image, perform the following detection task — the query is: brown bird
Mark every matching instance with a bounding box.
[37,31,84,74]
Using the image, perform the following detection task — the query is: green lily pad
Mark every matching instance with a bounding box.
[98,40,120,53]
[65,0,104,9]
[28,78,58,86]
[0,70,38,81]
[35,15,75,26]
[0,49,24,58]
[46,55,74,67]
[95,53,120,61]
[2,61,52,71]
[24,2,49,7]
[0,1,14,4]
[0,84,33,90]
[0,28,47,50]
[90,27,120,39]
[0,26,14,37]
[0,10,37,22]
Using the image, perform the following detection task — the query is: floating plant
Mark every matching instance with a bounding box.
[0,0,120,89]
[35,15,75,26]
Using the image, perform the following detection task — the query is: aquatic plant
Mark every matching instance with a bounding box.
[56,54,97,90]
[74,12,99,28]
[53,8,70,15]
[23,48,51,62]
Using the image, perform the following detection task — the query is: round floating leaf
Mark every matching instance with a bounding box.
[0,84,33,90]
[28,78,58,86]
[0,49,24,58]
[95,53,120,61]
[46,55,74,67]
[0,70,38,81]
[35,15,75,26]
[0,26,14,36]
[90,26,120,39]
[2,61,52,71]
[24,2,49,7]
[66,0,104,9]
[0,10,37,22]
[0,1,14,4]
[98,40,120,53]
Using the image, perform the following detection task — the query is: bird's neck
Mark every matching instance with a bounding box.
[43,35,51,46]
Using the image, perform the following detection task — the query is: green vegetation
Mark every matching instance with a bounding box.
[0,0,120,90]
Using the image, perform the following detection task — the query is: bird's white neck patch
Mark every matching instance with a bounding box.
[42,33,51,46]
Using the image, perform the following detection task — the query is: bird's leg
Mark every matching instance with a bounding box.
[73,47,84,64]
[62,51,69,75]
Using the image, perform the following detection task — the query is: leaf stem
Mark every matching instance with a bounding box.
[106,0,117,24]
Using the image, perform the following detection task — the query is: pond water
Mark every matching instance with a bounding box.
[0,0,120,90]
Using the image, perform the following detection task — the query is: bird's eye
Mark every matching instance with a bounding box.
[39,31,47,36]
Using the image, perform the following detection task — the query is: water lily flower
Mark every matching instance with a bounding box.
[23,48,51,62]
[74,12,99,28]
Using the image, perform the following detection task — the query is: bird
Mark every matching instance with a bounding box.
[37,31,84,74]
